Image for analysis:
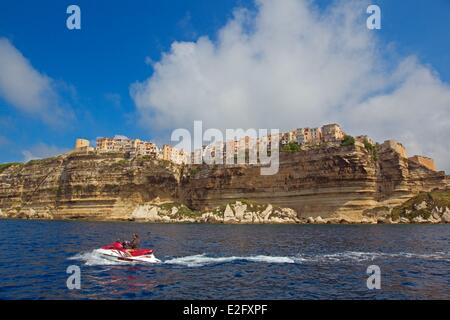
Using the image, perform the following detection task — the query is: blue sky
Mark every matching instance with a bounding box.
[0,0,252,161]
[0,0,450,169]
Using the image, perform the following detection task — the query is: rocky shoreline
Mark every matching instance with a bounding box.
[2,196,449,224]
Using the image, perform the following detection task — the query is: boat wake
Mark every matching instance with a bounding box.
[164,251,450,267]
[69,250,450,267]
[306,251,450,263]
[68,251,131,266]
[164,254,297,267]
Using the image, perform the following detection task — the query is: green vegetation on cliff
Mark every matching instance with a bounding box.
[341,135,355,146]
[390,190,450,221]
[363,139,378,161]
[282,142,301,152]
[158,202,202,219]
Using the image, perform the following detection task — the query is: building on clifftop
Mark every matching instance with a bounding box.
[74,138,94,152]
[321,123,345,143]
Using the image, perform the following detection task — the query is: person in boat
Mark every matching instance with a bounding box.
[121,233,140,250]
[130,233,140,249]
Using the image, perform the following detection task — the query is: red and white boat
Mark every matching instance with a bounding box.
[94,242,161,263]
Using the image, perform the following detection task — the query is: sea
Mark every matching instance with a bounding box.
[0,219,448,299]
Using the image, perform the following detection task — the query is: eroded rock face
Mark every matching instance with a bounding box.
[6,208,54,220]
[0,143,446,222]
[314,216,326,224]
[130,203,198,223]
[181,144,446,219]
[399,217,410,224]
[131,205,160,221]
[119,201,301,224]
[0,153,180,220]
[442,210,450,224]
[203,201,300,224]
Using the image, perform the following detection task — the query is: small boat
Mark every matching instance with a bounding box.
[94,242,161,263]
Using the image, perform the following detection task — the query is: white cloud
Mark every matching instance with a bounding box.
[0,38,73,126]
[131,0,450,171]
[343,58,450,166]
[22,143,69,162]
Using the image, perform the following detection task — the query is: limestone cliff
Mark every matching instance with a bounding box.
[0,143,446,222]
[181,143,446,220]
[0,153,180,220]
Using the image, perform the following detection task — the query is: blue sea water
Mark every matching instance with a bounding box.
[0,219,448,300]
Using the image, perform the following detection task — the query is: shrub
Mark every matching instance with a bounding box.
[282,142,301,152]
[116,159,129,166]
[159,202,202,219]
[341,135,355,146]
[189,167,200,176]
[363,139,378,161]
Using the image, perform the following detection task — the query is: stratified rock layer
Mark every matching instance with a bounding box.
[0,143,446,222]
[181,144,446,220]
[0,153,180,220]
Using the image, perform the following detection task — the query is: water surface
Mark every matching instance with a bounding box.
[0,220,448,299]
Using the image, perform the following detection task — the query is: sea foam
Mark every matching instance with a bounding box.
[68,250,450,267]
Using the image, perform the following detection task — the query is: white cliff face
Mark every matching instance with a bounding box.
[233,203,247,220]
[131,205,161,221]
[223,205,235,222]
[128,201,302,224]
[442,209,450,223]
[315,216,326,224]
[412,216,428,224]
[213,201,300,224]
[130,203,198,223]
[261,205,273,221]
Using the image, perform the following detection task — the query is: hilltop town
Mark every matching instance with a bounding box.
[72,123,437,171]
